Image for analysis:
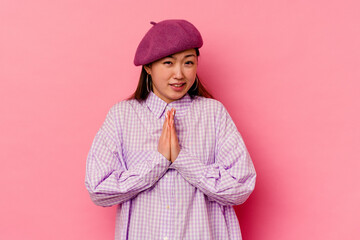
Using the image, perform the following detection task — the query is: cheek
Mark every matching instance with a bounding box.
[151,73,167,86]
[186,69,197,82]
[151,78,165,89]
[152,68,172,81]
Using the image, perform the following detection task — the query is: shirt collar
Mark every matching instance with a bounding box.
[145,91,193,119]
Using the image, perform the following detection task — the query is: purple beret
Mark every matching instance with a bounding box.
[134,19,203,66]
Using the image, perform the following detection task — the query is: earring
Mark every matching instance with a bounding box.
[193,76,199,91]
[146,74,151,92]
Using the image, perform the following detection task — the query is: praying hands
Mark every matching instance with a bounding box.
[158,108,180,163]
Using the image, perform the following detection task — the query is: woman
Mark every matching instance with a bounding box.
[85,19,256,239]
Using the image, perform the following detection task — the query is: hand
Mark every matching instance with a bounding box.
[158,110,171,161]
[158,108,180,162]
[169,108,180,162]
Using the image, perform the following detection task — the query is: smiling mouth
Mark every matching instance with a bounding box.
[170,83,186,87]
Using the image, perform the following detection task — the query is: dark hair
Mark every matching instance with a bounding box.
[128,48,213,101]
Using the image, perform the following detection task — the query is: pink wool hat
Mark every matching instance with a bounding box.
[134,19,203,66]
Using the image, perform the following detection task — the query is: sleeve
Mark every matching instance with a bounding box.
[170,104,256,206]
[85,105,171,207]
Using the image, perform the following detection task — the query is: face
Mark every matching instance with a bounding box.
[144,49,198,103]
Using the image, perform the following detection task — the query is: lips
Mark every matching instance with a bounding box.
[169,82,186,91]
[169,83,186,87]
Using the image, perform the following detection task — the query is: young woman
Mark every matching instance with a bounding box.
[85,19,256,239]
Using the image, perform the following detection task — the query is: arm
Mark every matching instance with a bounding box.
[85,105,170,207]
[170,104,256,206]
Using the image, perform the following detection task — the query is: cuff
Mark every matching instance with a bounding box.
[169,149,207,185]
[139,151,171,185]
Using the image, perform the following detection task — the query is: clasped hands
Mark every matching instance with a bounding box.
[158,108,180,163]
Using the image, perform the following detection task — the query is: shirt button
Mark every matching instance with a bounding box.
[164,237,168,240]
[166,205,170,209]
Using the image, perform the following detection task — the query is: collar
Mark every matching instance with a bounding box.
[145,91,193,119]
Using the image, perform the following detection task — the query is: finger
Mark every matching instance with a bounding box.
[170,120,180,162]
[158,111,172,160]
[170,108,175,125]
[163,111,171,142]
[170,110,178,142]
[170,108,177,136]
[168,110,171,128]
[165,118,172,159]
[162,111,169,131]
[170,117,177,138]
[165,116,170,139]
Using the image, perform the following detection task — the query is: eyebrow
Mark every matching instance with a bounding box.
[165,54,196,59]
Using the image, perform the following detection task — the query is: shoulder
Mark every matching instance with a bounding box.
[108,99,144,119]
[192,96,227,114]
[192,97,234,128]
[108,99,143,116]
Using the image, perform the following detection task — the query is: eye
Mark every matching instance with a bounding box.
[163,61,173,65]
[185,61,194,65]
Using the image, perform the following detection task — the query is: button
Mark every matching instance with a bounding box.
[164,237,168,240]
[166,205,170,209]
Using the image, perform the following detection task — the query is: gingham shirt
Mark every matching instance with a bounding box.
[85,92,256,240]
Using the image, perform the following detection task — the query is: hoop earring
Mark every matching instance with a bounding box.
[146,74,151,92]
[193,76,199,91]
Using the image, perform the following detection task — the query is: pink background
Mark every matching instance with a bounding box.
[1,0,359,239]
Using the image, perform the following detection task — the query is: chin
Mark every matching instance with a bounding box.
[172,92,187,99]
[164,94,182,103]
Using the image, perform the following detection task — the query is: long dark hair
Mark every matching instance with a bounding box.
[128,49,213,101]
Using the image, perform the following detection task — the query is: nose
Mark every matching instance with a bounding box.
[173,65,184,80]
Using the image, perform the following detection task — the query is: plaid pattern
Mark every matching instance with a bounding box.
[86,92,256,239]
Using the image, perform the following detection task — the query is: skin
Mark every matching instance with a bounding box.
[144,49,198,104]
[158,108,180,162]
[144,49,198,162]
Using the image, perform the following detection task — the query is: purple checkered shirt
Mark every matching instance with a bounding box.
[85,92,256,239]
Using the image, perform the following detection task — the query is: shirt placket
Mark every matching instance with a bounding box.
[161,104,181,239]
[162,169,175,240]
[161,106,174,240]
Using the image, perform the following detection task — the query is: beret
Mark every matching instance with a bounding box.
[134,19,203,66]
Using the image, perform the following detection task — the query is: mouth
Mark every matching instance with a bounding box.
[169,82,186,91]
[170,83,186,87]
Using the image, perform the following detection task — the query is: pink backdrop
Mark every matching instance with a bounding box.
[1,0,359,239]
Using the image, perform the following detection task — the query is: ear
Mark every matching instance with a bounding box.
[143,64,152,75]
